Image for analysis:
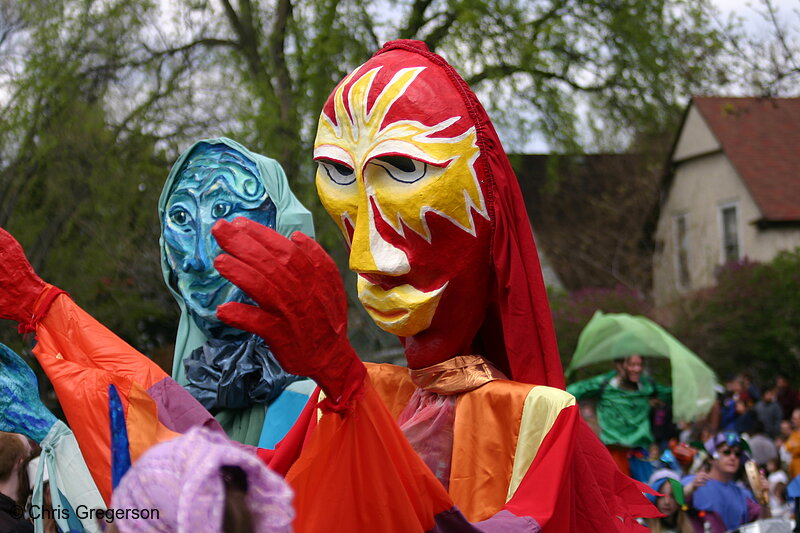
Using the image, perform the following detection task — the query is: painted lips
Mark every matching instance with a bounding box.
[357,276,448,336]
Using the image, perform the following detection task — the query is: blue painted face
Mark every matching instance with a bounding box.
[163,143,276,325]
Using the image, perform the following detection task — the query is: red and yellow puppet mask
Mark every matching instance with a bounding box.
[315,41,564,388]
[314,44,494,369]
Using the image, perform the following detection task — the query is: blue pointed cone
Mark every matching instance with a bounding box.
[109,384,132,489]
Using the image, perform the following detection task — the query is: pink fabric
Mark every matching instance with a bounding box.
[112,427,293,533]
[399,389,457,490]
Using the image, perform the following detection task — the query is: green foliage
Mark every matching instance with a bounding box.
[671,251,800,383]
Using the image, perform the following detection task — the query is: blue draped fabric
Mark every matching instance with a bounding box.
[183,334,302,411]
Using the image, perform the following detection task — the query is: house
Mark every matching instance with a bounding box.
[653,97,800,307]
[512,153,660,293]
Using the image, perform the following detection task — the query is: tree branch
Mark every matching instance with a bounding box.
[269,0,294,123]
[134,38,239,66]
[400,0,435,39]
[424,11,457,51]
[219,0,270,83]
[466,62,617,93]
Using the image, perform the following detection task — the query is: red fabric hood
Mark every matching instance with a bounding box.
[373,40,565,389]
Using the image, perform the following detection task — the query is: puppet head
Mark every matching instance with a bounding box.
[314,41,564,388]
[163,142,276,327]
[314,42,493,370]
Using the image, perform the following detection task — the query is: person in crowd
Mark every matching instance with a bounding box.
[766,457,792,519]
[652,395,679,450]
[106,427,293,533]
[734,398,757,436]
[688,432,766,533]
[783,407,800,478]
[753,383,783,439]
[644,469,693,533]
[737,372,760,403]
[719,381,740,432]
[0,432,33,533]
[775,433,793,471]
[567,354,671,479]
[754,383,783,438]
[776,375,797,421]
[780,419,793,439]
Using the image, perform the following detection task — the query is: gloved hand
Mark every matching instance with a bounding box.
[0,343,57,442]
[0,227,64,332]
[213,217,366,412]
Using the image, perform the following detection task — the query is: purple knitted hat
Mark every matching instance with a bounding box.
[111,427,293,532]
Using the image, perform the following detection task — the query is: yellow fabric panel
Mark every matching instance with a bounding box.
[450,379,534,521]
[506,386,576,501]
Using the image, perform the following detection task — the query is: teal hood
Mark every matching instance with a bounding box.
[159,137,315,384]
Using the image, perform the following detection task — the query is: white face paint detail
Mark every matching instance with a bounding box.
[365,180,410,275]
[313,144,355,168]
[340,213,354,247]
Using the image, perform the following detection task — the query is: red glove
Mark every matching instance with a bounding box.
[0,228,65,333]
[213,217,366,412]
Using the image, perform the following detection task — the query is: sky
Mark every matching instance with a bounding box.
[712,0,799,30]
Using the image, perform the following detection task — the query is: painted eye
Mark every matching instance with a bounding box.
[212,202,232,218]
[170,207,190,226]
[318,160,355,186]
[372,156,428,184]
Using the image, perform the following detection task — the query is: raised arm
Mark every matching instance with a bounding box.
[566,371,613,401]
[213,217,366,412]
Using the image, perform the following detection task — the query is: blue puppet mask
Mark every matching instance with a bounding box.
[163,143,277,327]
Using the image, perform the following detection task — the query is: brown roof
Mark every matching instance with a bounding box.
[692,97,800,221]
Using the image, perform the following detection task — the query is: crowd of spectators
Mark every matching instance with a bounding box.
[574,366,800,532]
[644,372,800,532]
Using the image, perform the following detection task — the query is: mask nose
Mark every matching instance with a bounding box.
[182,230,214,273]
[348,192,410,276]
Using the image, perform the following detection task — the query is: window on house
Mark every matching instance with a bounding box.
[720,204,740,263]
[674,214,690,288]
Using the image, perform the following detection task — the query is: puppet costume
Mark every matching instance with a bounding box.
[311,40,656,531]
[215,40,660,531]
[0,343,105,533]
[161,137,316,446]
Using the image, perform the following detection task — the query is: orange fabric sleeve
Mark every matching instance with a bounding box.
[33,294,177,503]
[286,377,454,533]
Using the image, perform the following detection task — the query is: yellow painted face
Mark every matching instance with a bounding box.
[314,62,490,338]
